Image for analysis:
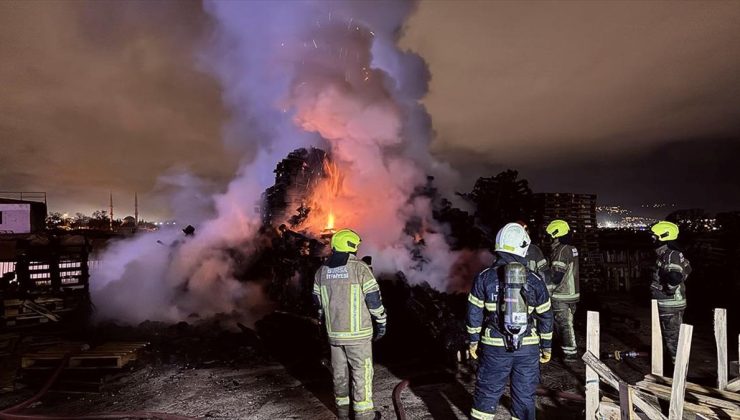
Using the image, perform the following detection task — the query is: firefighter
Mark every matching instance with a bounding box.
[467,223,553,420]
[517,221,551,286]
[650,221,691,364]
[545,219,580,362]
[313,229,386,420]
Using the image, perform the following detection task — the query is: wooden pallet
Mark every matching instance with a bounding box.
[585,304,740,420]
[21,341,149,369]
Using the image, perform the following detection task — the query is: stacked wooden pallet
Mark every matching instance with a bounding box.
[532,193,602,290]
[584,302,740,420]
[0,295,90,328]
[21,341,149,369]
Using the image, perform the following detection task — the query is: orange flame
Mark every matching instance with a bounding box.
[326,211,335,230]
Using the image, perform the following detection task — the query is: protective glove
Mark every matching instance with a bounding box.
[373,322,386,342]
[540,348,552,364]
[317,309,325,326]
[469,342,479,360]
[664,284,679,296]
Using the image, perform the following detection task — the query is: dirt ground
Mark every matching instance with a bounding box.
[0,293,735,419]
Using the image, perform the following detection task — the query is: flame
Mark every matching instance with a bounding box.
[284,154,356,238]
[326,211,335,230]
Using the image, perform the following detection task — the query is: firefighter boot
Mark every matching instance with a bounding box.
[336,406,350,419]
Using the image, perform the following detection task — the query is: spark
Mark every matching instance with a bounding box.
[313,39,318,49]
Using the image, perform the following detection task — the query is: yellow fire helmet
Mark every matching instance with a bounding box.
[331,229,361,253]
[650,221,679,242]
[545,219,570,239]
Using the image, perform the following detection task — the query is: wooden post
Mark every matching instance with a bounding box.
[586,311,600,420]
[669,324,694,420]
[652,299,663,376]
[619,382,634,420]
[715,308,728,390]
[582,351,667,420]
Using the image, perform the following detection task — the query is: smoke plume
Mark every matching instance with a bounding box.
[92,0,473,324]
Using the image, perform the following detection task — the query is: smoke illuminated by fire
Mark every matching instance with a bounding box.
[90,1,485,325]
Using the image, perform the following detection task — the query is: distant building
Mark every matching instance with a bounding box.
[0,198,47,234]
[532,193,602,291]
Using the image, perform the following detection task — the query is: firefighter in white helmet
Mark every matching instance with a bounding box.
[467,223,553,420]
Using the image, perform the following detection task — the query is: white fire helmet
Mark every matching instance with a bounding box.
[495,223,531,258]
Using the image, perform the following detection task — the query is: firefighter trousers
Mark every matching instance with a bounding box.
[471,344,540,420]
[330,341,375,419]
[552,300,577,357]
[658,306,684,363]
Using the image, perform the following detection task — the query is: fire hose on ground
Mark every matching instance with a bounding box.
[0,353,198,420]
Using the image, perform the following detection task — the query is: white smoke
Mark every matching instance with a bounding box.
[91,0,472,324]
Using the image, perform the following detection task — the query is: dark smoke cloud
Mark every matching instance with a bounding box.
[0,0,235,218]
[402,1,740,175]
[2,1,740,216]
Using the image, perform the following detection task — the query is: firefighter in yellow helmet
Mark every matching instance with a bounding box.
[312,229,386,420]
[517,221,551,287]
[545,219,580,362]
[650,221,691,364]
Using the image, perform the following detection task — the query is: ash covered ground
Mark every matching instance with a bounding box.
[0,291,723,419]
[0,149,728,419]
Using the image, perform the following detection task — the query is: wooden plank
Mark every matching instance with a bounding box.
[727,377,740,393]
[587,311,600,420]
[582,351,667,420]
[635,382,740,419]
[669,324,694,420]
[635,381,740,412]
[652,300,663,376]
[600,400,623,420]
[620,382,635,420]
[644,374,740,403]
[715,309,728,390]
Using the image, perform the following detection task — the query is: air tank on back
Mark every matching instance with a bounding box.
[501,262,529,351]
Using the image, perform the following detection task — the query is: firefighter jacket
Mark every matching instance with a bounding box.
[466,252,553,349]
[650,244,691,310]
[549,241,580,303]
[525,243,550,286]
[313,253,387,346]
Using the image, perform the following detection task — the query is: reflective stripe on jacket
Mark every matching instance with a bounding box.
[549,242,580,303]
[313,254,385,345]
[466,252,553,349]
[650,246,691,309]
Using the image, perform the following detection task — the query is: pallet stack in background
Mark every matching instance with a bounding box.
[532,193,603,292]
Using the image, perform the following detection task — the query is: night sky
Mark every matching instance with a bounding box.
[2,0,740,219]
